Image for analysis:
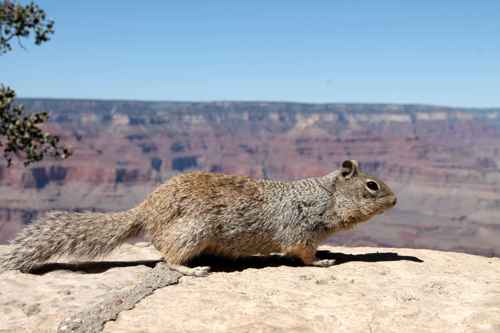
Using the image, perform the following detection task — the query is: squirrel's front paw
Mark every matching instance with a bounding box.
[311,259,336,267]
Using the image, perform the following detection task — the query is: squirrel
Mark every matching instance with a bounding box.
[1,160,396,276]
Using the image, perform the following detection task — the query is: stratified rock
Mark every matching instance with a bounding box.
[1,100,500,257]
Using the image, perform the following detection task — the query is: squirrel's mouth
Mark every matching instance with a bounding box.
[381,195,397,210]
[373,196,397,215]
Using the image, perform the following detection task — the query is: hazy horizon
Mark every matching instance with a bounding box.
[16,96,500,110]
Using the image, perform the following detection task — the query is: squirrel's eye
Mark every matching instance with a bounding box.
[366,180,379,192]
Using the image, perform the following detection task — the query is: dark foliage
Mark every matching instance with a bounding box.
[0,86,71,166]
[0,0,54,53]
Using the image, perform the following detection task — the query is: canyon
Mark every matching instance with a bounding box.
[0,100,499,256]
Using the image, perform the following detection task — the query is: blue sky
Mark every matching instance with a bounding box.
[2,1,499,107]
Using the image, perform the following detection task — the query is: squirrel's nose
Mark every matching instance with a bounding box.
[391,198,397,206]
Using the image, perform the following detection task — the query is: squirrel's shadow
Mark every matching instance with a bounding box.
[30,250,423,275]
[190,250,423,273]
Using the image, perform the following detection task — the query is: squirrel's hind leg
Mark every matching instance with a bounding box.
[159,243,211,277]
[151,220,211,277]
[160,243,211,277]
[166,263,210,277]
[285,245,336,268]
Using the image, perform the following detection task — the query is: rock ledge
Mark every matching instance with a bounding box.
[1,244,499,333]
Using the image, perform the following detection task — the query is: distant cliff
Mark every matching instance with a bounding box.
[1,100,499,256]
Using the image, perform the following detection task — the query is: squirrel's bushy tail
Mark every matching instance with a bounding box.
[1,209,143,272]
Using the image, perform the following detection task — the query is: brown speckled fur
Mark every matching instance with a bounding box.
[1,160,397,272]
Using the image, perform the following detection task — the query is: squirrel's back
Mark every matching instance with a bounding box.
[139,171,275,261]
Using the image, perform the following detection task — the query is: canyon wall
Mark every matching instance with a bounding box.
[1,100,499,256]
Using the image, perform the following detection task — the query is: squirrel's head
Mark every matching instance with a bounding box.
[327,160,397,228]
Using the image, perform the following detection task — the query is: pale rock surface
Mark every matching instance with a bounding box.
[0,243,161,333]
[0,244,499,333]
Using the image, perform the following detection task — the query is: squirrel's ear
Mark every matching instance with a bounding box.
[341,160,359,179]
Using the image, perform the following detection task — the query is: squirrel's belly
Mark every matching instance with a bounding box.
[205,231,282,257]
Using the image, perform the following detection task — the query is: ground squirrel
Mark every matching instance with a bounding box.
[1,160,396,276]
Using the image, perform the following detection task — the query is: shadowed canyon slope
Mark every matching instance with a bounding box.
[0,100,499,256]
